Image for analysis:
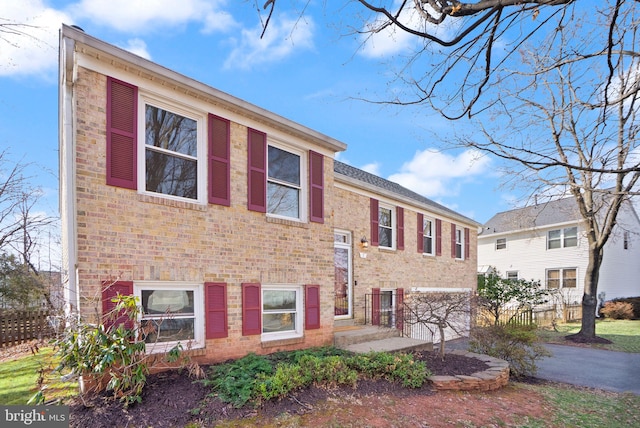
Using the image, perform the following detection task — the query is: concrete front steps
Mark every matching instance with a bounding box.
[334,323,433,354]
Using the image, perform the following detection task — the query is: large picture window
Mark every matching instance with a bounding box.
[135,282,204,352]
[262,286,303,340]
[267,145,302,219]
[140,97,205,202]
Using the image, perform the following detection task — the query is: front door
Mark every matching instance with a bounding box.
[334,231,352,319]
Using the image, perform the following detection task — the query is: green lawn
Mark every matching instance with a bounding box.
[0,347,77,405]
[518,382,640,428]
[538,319,640,353]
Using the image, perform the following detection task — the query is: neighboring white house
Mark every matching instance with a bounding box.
[478,195,640,305]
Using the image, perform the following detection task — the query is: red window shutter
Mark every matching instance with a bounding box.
[208,115,231,206]
[242,283,261,336]
[205,282,228,339]
[309,151,324,223]
[397,206,404,251]
[370,198,379,246]
[464,227,470,260]
[435,219,442,256]
[247,128,266,212]
[417,213,424,253]
[395,288,404,332]
[101,281,133,331]
[106,77,137,190]
[305,284,320,330]
[451,223,457,258]
[371,288,381,326]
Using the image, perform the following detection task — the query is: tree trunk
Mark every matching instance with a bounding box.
[576,245,603,338]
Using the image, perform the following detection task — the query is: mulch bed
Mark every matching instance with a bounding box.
[68,351,489,428]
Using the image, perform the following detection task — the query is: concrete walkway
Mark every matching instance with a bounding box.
[445,338,640,395]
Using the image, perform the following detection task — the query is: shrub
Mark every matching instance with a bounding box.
[600,301,634,320]
[468,324,551,378]
[609,297,640,319]
[202,353,273,408]
[49,294,190,406]
[347,352,429,388]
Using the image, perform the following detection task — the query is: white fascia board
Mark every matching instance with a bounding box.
[478,219,584,241]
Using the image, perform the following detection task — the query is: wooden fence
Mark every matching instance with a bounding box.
[0,310,53,347]
[478,304,582,327]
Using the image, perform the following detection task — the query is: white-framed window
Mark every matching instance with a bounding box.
[455,227,464,259]
[262,285,303,341]
[139,94,206,203]
[546,268,577,289]
[496,238,506,250]
[134,282,204,353]
[547,227,578,249]
[506,271,519,280]
[379,203,395,249]
[267,143,306,221]
[423,218,434,255]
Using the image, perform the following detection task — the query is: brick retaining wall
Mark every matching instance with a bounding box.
[427,350,510,391]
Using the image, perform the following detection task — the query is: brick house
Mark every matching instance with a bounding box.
[59,24,479,364]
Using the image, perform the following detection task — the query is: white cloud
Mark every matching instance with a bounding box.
[0,0,71,78]
[69,0,236,34]
[360,162,380,176]
[358,2,458,59]
[388,148,491,198]
[223,13,314,71]
[118,38,151,60]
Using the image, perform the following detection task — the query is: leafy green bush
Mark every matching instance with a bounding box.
[468,324,551,378]
[202,348,429,408]
[600,301,634,320]
[50,294,187,406]
[202,353,273,408]
[347,352,429,388]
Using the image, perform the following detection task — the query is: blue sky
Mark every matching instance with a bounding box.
[0,0,515,233]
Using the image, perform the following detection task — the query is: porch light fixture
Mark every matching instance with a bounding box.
[360,237,369,249]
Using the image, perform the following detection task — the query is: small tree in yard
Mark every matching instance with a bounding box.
[404,291,472,360]
[473,270,552,377]
[477,270,550,325]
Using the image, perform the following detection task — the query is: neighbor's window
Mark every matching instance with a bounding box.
[547,227,578,249]
[144,103,200,200]
[546,268,577,289]
[423,218,434,255]
[136,283,204,352]
[267,145,302,220]
[455,227,464,259]
[496,238,506,250]
[262,286,303,340]
[546,269,560,289]
[506,271,518,280]
[562,268,577,288]
[379,204,395,249]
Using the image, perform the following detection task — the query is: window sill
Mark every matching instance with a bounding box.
[138,193,207,212]
[266,216,309,229]
[261,336,305,349]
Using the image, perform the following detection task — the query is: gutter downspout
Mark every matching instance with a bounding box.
[59,28,79,320]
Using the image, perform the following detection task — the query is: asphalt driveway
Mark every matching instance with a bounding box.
[536,344,640,395]
[445,338,640,395]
